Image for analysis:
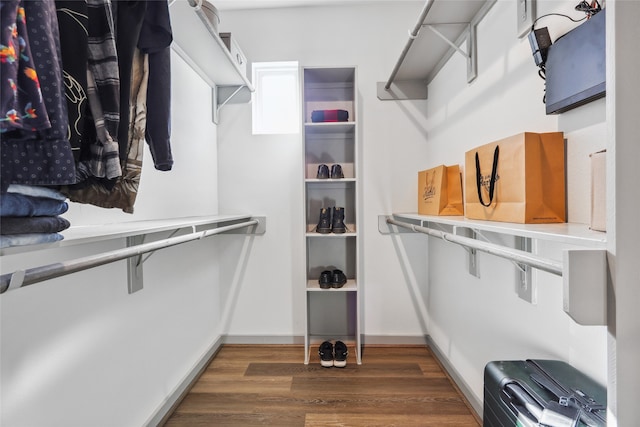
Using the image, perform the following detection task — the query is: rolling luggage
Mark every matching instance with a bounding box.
[484,359,606,426]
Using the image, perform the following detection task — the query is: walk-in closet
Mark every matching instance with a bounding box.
[1,0,638,425]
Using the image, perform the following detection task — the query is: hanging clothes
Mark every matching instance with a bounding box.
[55,0,89,159]
[0,0,76,191]
[64,0,174,213]
[55,0,122,184]
[64,49,148,213]
[0,0,51,132]
[138,0,173,171]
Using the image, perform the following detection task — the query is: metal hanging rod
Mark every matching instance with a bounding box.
[386,218,563,276]
[0,219,259,294]
[384,0,435,90]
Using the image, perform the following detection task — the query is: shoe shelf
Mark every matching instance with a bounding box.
[302,66,361,366]
[304,122,356,132]
[307,279,358,291]
[305,178,357,183]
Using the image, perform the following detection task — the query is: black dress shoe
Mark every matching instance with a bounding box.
[318,270,332,289]
[317,164,329,179]
[316,208,331,234]
[331,207,346,233]
[330,164,344,179]
[331,269,347,288]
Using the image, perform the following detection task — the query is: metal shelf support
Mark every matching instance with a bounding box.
[1,217,266,294]
[378,215,607,325]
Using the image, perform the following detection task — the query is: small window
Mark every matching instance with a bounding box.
[252,62,300,135]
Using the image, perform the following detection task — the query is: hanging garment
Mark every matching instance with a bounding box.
[0,215,70,235]
[0,0,76,190]
[72,0,121,182]
[64,50,148,213]
[138,0,173,171]
[0,0,51,132]
[112,0,147,163]
[55,0,89,159]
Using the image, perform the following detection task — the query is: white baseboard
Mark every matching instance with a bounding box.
[144,335,224,427]
[425,335,483,419]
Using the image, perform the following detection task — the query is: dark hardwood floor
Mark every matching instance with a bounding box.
[164,344,480,426]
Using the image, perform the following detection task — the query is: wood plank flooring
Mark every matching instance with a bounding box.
[164,345,480,426]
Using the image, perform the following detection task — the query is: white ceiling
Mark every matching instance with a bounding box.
[214,0,422,11]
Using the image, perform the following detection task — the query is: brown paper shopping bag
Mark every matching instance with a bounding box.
[464,132,566,223]
[418,165,464,216]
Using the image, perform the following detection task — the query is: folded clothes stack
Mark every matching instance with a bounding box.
[311,109,349,123]
[0,185,71,249]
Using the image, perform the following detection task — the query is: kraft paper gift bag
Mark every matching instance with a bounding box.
[464,132,566,224]
[418,164,464,216]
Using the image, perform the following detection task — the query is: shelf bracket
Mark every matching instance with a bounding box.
[212,85,251,124]
[127,235,145,294]
[423,24,470,59]
[424,23,477,83]
[515,237,535,304]
[453,226,479,278]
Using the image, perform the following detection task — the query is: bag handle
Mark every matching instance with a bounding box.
[475,146,499,207]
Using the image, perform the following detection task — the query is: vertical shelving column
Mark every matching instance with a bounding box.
[302,67,361,365]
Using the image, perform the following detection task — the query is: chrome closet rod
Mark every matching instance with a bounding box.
[0,220,259,294]
[386,218,563,276]
[384,0,436,90]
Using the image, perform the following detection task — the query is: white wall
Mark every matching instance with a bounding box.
[216,0,608,413]
[420,0,608,407]
[0,51,226,426]
[218,3,431,341]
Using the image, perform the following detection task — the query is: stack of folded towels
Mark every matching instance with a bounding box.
[0,185,70,249]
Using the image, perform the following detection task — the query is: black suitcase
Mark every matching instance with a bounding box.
[484,359,606,426]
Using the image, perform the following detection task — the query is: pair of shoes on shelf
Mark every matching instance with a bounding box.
[318,340,348,368]
[316,207,346,234]
[318,269,347,289]
[316,164,344,179]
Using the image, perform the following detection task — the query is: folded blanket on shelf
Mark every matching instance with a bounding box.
[0,216,70,235]
[0,193,69,217]
[0,233,64,249]
[311,109,349,123]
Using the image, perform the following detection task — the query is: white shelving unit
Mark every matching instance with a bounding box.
[169,0,254,122]
[377,0,496,100]
[302,67,362,365]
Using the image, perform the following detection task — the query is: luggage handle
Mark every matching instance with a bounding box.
[475,146,499,207]
[504,381,544,422]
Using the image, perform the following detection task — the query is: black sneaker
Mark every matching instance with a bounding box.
[316,164,329,179]
[334,341,348,368]
[331,269,347,288]
[330,164,344,179]
[318,270,332,289]
[318,341,334,367]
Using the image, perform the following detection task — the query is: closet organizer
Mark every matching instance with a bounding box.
[1,0,262,293]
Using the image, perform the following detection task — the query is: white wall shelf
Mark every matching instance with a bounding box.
[1,215,265,294]
[379,214,607,326]
[0,214,259,256]
[377,0,496,100]
[169,0,254,123]
[385,213,606,248]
